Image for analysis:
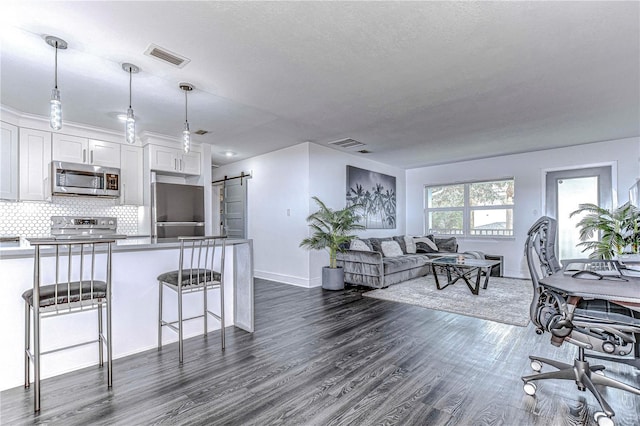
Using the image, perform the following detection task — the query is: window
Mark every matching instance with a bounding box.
[425,179,514,237]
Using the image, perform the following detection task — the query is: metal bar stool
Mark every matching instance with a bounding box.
[23,238,114,412]
[158,236,226,363]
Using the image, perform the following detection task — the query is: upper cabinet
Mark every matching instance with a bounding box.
[148,144,201,176]
[0,122,19,200]
[120,145,143,205]
[52,134,121,168]
[19,128,52,201]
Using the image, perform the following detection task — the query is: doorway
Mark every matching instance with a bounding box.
[545,166,612,260]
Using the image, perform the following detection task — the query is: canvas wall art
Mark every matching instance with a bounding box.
[346,165,396,229]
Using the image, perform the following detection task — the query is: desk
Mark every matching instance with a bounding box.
[539,272,640,305]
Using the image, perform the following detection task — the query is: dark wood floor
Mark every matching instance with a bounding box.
[2,278,639,425]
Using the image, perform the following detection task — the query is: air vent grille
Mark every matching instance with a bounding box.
[144,44,190,68]
[194,130,209,135]
[328,138,366,149]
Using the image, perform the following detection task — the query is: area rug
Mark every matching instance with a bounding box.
[363,275,533,327]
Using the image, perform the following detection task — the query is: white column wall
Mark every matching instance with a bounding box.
[405,137,639,278]
[213,143,312,286]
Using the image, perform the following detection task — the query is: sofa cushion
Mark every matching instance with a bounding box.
[393,236,408,254]
[350,239,372,251]
[404,235,417,254]
[383,254,431,275]
[381,240,403,257]
[414,236,439,253]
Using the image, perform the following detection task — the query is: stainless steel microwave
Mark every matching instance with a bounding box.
[52,161,120,198]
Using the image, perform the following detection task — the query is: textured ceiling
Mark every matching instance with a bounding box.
[1,1,638,168]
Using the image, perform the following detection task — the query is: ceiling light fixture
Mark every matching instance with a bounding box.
[45,35,67,130]
[179,83,194,153]
[122,63,139,144]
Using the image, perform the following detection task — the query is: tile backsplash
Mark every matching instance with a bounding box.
[0,197,141,237]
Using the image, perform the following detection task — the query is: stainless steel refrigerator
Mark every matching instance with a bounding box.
[151,182,205,239]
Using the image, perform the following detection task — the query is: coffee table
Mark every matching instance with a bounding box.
[427,256,502,295]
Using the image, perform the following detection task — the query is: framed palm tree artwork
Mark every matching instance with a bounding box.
[346,165,396,229]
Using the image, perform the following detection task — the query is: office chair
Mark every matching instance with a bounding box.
[158,236,226,363]
[24,238,114,412]
[521,216,640,426]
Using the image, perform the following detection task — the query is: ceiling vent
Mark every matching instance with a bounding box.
[328,138,366,149]
[194,129,209,135]
[144,44,190,68]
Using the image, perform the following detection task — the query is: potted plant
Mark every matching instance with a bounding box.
[300,196,364,290]
[570,201,640,260]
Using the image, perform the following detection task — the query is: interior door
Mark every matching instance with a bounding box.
[545,166,612,260]
[221,178,247,239]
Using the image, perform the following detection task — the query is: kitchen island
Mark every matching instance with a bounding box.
[0,237,254,391]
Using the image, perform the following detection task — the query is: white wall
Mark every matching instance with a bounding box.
[405,137,640,278]
[213,142,406,287]
[308,143,406,286]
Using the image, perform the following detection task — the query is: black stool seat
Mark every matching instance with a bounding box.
[157,269,221,287]
[22,281,107,308]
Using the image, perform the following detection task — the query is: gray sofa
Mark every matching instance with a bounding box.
[336,235,459,289]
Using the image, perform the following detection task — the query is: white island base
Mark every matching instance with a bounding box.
[0,239,254,391]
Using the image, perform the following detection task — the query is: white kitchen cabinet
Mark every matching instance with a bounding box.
[148,144,201,176]
[120,145,143,205]
[19,128,52,201]
[52,134,121,168]
[1,122,19,200]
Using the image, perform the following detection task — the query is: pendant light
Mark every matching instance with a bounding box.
[45,36,67,130]
[179,83,194,153]
[122,63,139,144]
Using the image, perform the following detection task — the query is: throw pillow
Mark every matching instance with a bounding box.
[369,237,391,253]
[381,240,403,257]
[414,236,439,252]
[393,236,408,254]
[350,239,371,251]
[415,241,438,253]
[434,237,458,253]
[404,235,416,254]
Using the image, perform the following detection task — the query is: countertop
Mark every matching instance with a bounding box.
[0,237,251,259]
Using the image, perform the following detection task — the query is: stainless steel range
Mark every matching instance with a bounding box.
[50,216,127,240]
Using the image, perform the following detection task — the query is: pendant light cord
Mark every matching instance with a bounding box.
[184,89,189,124]
[128,68,132,108]
[54,41,58,89]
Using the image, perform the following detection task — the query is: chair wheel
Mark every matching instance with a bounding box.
[594,412,614,426]
[523,381,537,396]
[530,360,543,372]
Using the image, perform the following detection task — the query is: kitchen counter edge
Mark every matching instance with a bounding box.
[0,238,252,259]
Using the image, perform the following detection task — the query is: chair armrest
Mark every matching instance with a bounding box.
[336,250,385,287]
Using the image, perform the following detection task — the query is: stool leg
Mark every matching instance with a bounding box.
[24,302,30,388]
[178,285,183,364]
[158,281,163,350]
[33,305,40,412]
[98,304,104,367]
[220,282,225,350]
[203,284,208,337]
[107,299,113,387]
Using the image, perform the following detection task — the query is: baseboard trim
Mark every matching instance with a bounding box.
[254,270,321,288]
